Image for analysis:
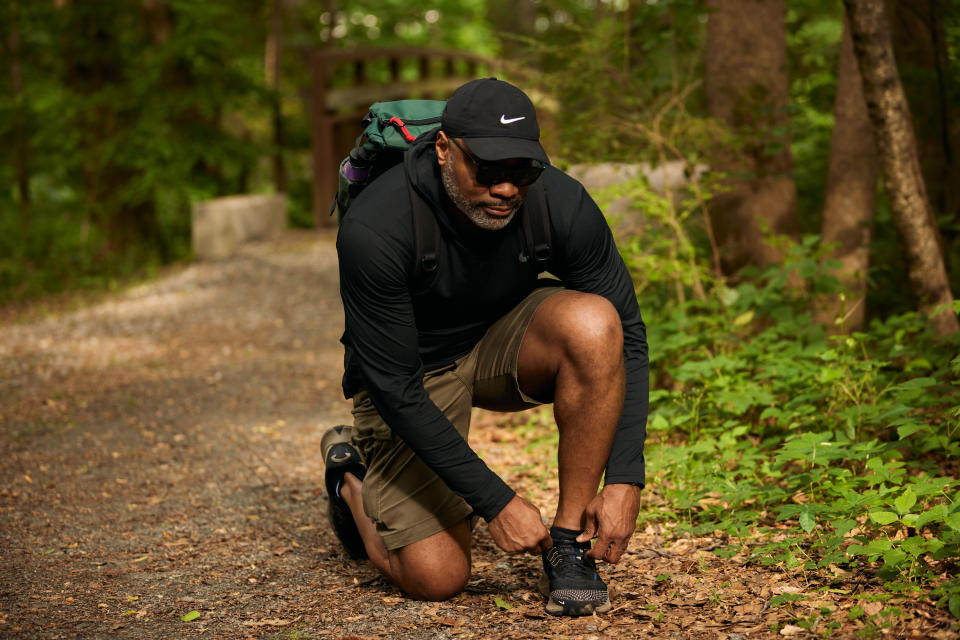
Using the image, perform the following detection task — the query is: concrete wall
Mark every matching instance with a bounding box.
[566,162,708,237]
[192,194,287,260]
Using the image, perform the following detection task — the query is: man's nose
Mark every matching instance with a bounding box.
[489,180,519,199]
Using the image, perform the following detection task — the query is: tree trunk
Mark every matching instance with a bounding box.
[704,0,798,274]
[887,0,960,289]
[267,0,287,193]
[486,0,536,59]
[61,1,161,256]
[7,0,30,208]
[888,0,957,218]
[844,0,958,335]
[817,16,878,333]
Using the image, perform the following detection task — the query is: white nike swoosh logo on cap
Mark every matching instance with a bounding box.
[500,115,526,124]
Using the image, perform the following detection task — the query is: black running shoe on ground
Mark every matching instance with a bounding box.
[538,526,611,616]
[321,424,368,560]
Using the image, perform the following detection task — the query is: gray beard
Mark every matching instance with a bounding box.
[440,161,520,231]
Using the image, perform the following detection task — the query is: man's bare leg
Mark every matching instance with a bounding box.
[339,473,472,601]
[516,291,626,530]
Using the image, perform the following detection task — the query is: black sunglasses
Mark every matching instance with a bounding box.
[449,137,545,187]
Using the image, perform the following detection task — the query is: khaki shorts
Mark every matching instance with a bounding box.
[350,285,564,550]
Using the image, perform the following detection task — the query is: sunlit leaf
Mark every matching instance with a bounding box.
[869,511,899,525]
[945,513,960,531]
[733,310,754,326]
[831,519,856,537]
[914,505,947,528]
[799,511,816,533]
[894,487,917,515]
[881,548,907,568]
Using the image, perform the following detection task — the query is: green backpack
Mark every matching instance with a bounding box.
[334,99,552,279]
[334,99,445,219]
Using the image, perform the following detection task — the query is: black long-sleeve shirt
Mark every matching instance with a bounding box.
[336,138,649,522]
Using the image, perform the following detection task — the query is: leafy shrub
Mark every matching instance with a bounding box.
[628,220,960,614]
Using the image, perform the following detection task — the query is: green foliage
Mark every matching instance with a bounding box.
[0,0,512,303]
[770,592,806,607]
[296,0,496,53]
[523,0,712,166]
[784,0,842,234]
[0,1,268,302]
[631,215,960,615]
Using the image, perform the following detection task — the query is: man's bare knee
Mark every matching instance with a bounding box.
[397,559,470,601]
[520,292,624,397]
[389,522,471,601]
[551,293,623,367]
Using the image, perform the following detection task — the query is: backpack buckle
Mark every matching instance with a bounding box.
[387,117,417,143]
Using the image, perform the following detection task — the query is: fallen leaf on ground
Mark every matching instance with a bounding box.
[242,618,291,627]
[780,624,805,635]
[772,585,803,595]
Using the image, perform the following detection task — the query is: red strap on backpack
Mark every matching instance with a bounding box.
[388,117,417,143]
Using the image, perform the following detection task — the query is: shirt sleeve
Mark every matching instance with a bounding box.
[337,218,516,521]
[550,182,649,487]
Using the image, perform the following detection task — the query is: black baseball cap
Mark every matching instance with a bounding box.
[441,78,550,164]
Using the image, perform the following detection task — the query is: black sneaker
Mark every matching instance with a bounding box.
[321,425,368,560]
[538,527,611,616]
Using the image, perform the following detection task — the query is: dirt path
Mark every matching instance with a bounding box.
[1,230,953,639]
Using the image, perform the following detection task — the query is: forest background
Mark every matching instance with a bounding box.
[2,0,960,634]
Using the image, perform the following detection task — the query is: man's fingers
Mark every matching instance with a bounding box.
[585,533,611,560]
[488,494,553,554]
[604,539,629,563]
[577,515,598,543]
[532,522,552,552]
[538,530,553,551]
[586,534,630,562]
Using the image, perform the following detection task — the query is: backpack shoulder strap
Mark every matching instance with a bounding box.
[402,133,442,282]
[404,166,439,280]
[521,179,552,269]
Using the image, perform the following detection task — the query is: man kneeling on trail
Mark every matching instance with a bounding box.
[324,78,649,617]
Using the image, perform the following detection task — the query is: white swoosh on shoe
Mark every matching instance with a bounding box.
[500,115,526,124]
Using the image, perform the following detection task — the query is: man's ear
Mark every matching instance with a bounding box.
[436,130,450,166]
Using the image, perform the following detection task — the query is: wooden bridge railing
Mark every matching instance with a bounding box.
[311,47,509,225]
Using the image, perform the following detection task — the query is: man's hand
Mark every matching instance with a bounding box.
[487,494,552,554]
[578,483,641,563]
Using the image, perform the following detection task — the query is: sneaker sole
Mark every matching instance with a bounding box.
[322,425,368,560]
[320,424,353,456]
[537,574,612,616]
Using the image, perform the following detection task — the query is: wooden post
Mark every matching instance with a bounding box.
[311,50,336,225]
[390,55,401,82]
[354,59,365,85]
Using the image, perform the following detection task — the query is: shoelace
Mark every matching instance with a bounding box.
[550,542,599,579]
